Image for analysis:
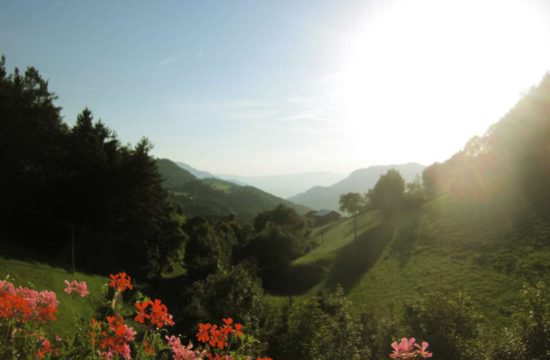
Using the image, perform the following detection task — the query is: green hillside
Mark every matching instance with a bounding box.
[282,76,550,330]
[0,256,107,337]
[285,190,550,328]
[156,158,197,188]
[157,158,309,221]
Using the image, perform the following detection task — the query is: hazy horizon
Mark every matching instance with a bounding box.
[2,0,550,176]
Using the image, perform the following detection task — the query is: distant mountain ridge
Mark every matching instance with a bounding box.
[173,161,344,198]
[156,159,309,221]
[289,163,425,211]
[218,172,344,198]
[175,161,216,179]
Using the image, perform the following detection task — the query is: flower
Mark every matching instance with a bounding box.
[0,280,59,323]
[166,335,198,360]
[91,315,135,360]
[389,338,432,359]
[134,299,174,328]
[36,337,52,359]
[414,341,433,358]
[109,272,133,292]
[64,280,90,297]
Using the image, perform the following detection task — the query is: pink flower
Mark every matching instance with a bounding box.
[123,325,137,342]
[64,280,72,294]
[414,341,432,358]
[389,338,432,359]
[121,343,131,360]
[75,281,90,297]
[166,335,198,360]
[0,280,16,295]
[98,351,114,360]
[64,280,89,297]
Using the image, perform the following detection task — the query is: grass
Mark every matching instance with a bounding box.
[275,190,550,329]
[0,256,107,337]
[294,210,382,265]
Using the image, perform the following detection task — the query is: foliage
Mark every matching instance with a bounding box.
[271,286,370,360]
[369,169,406,215]
[339,192,364,217]
[0,271,272,359]
[183,216,231,281]
[491,282,550,360]
[179,264,267,338]
[403,291,484,360]
[0,58,185,278]
[238,205,313,292]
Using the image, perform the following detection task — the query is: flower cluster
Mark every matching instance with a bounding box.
[135,298,175,328]
[166,335,206,360]
[0,279,59,323]
[0,273,273,360]
[389,338,432,359]
[109,272,133,292]
[64,279,90,297]
[36,336,52,359]
[90,315,136,359]
[197,318,243,350]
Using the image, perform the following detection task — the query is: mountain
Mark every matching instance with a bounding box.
[218,172,344,198]
[289,163,425,211]
[175,161,216,179]
[173,161,344,197]
[156,159,309,221]
[157,159,197,187]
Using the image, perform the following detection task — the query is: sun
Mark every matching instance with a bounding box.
[335,0,550,165]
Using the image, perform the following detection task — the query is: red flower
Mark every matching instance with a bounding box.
[234,323,244,337]
[197,323,212,343]
[133,299,174,328]
[109,272,133,292]
[134,300,150,324]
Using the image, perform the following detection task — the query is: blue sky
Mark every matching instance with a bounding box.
[2,0,550,175]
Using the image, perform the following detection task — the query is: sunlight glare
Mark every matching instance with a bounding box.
[336,0,550,165]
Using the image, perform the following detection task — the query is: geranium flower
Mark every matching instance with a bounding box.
[64,280,90,297]
[109,272,133,292]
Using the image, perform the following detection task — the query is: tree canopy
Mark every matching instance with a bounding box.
[369,169,406,216]
[0,57,185,277]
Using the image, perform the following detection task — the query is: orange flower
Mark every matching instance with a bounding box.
[134,300,150,324]
[109,272,133,292]
[134,299,174,328]
[197,323,212,343]
[234,323,244,337]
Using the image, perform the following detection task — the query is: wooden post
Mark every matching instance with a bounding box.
[71,224,75,274]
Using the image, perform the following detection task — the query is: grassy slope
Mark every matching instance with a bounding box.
[0,256,107,337]
[284,190,550,328]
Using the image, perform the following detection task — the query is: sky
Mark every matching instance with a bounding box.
[2,0,550,176]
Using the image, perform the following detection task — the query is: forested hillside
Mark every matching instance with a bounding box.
[0,59,186,279]
[157,158,309,221]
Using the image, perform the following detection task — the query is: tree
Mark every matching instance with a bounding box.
[276,286,369,360]
[0,58,186,278]
[369,169,405,216]
[403,291,484,360]
[339,192,364,240]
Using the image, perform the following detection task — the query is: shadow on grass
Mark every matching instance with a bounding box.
[389,210,421,268]
[263,259,330,296]
[324,217,396,292]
